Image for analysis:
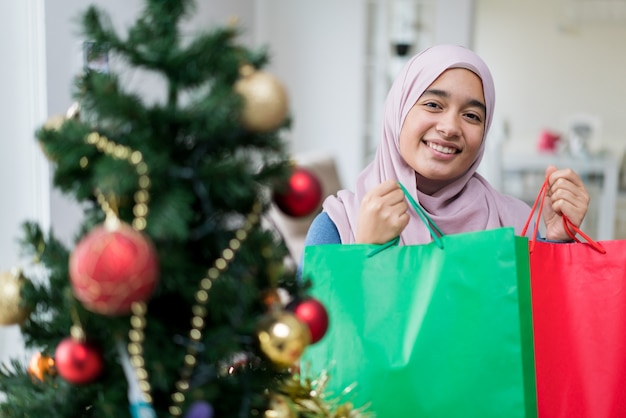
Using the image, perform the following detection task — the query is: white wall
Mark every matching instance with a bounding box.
[474,0,626,155]
[0,0,48,366]
[254,0,368,188]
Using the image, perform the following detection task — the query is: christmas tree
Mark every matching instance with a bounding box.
[0,1,365,416]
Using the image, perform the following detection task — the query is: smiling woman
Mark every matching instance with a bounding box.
[399,68,486,186]
[301,44,591,251]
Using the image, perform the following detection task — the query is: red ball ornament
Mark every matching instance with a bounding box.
[293,298,329,344]
[55,337,103,385]
[273,167,323,218]
[69,217,159,316]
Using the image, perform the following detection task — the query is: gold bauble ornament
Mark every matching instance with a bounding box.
[0,269,31,326]
[257,311,310,369]
[265,393,298,418]
[235,65,289,132]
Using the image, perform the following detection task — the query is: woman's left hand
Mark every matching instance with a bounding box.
[542,165,590,241]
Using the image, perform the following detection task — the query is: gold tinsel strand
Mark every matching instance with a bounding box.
[276,367,372,418]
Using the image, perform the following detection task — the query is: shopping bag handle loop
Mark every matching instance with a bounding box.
[521,177,606,254]
[521,179,548,251]
[562,216,606,254]
[366,183,444,257]
[398,182,444,248]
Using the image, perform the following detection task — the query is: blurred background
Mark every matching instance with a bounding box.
[2,0,625,359]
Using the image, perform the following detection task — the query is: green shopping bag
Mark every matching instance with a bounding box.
[301,187,537,418]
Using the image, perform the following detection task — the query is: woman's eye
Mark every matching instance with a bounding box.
[424,101,440,109]
[465,113,482,122]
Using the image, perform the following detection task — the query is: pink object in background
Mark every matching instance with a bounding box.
[537,130,561,153]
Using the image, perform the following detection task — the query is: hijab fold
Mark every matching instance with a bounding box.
[323,44,532,244]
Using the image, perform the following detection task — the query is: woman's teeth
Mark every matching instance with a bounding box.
[427,142,457,154]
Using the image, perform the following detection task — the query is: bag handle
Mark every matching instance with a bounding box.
[521,177,606,254]
[398,182,444,247]
[367,182,444,257]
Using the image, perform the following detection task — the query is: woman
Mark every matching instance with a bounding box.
[304,44,589,248]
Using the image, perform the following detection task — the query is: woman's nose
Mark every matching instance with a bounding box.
[436,112,462,138]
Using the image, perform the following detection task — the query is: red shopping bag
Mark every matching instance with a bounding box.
[522,179,626,418]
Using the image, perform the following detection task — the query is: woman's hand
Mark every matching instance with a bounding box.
[356,179,410,244]
[542,165,590,241]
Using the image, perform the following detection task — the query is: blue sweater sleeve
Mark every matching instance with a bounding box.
[304,212,341,246]
[297,212,341,278]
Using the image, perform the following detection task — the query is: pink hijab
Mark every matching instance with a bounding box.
[323,44,532,244]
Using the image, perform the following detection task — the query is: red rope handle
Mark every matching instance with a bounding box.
[522,177,606,254]
[521,179,548,252]
[562,216,582,243]
[563,216,607,254]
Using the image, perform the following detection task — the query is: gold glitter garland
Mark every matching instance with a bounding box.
[168,202,263,417]
[84,131,154,403]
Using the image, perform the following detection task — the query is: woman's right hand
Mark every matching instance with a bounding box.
[356,179,410,244]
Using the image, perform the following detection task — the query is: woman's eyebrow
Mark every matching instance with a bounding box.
[422,88,448,99]
[467,99,487,114]
[422,88,486,114]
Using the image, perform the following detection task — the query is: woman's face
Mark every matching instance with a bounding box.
[399,68,486,183]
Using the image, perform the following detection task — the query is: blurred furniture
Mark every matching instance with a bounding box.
[267,152,343,265]
[501,151,619,241]
[560,113,602,158]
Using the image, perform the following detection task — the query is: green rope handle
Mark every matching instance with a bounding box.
[398,182,444,248]
[367,182,444,257]
[367,236,400,257]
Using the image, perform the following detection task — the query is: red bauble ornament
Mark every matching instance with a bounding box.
[69,217,159,316]
[274,167,323,218]
[293,298,329,344]
[55,337,103,385]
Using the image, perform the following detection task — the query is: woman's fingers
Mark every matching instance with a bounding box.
[356,181,409,243]
[542,166,590,240]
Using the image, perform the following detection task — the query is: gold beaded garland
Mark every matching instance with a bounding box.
[168,202,263,416]
[86,132,150,232]
[84,132,154,402]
